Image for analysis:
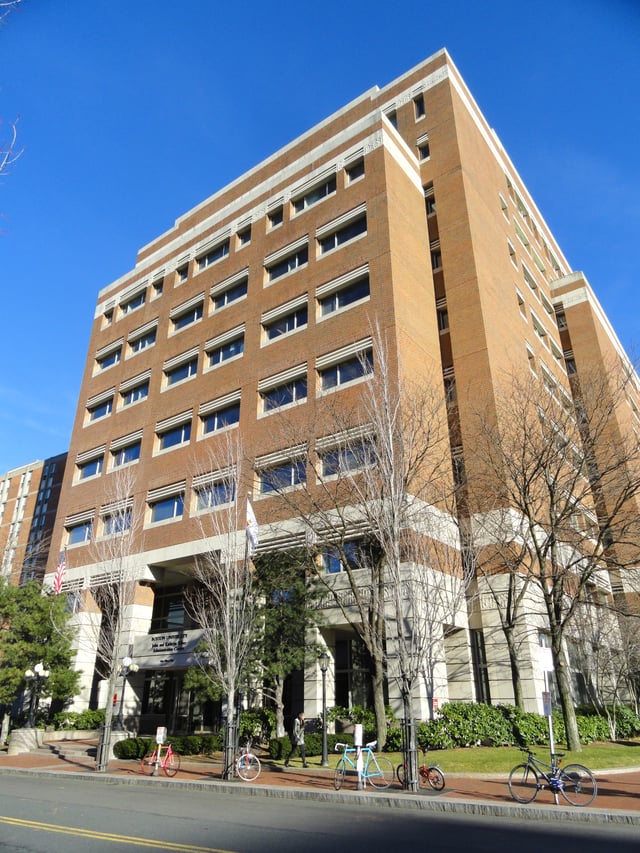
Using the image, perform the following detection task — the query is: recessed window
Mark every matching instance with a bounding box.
[112,440,141,468]
[121,290,146,315]
[87,397,113,421]
[171,301,203,332]
[78,456,104,480]
[195,480,235,511]
[321,441,374,478]
[318,213,367,255]
[212,276,248,311]
[103,510,131,536]
[201,402,240,435]
[157,421,191,452]
[266,245,308,282]
[152,278,164,298]
[165,357,198,387]
[386,110,398,129]
[268,206,284,228]
[431,250,442,271]
[96,347,121,371]
[418,139,431,160]
[263,305,308,342]
[414,94,426,119]
[208,334,244,367]
[129,327,156,354]
[259,459,306,494]
[319,274,370,317]
[122,379,149,407]
[261,377,307,413]
[292,176,336,214]
[345,158,364,183]
[237,225,251,247]
[176,264,189,284]
[197,240,230,271]
[426,195,436,216]
[322,540,365,574]
[67,520,92,546]
[319,349,373,391]
[437,308,449,332]
[102,309,113,328]
[150,494,184,524]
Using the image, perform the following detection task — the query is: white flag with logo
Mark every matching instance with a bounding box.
[246,499,259,554]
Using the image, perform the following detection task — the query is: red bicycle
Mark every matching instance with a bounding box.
[140,742,181,777]
[396,747,445,790]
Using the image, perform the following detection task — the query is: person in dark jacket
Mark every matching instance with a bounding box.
[284,712,308,767]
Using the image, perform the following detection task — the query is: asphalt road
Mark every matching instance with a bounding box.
[0,774,638,853]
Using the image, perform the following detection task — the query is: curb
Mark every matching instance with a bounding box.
[1,764,638,827]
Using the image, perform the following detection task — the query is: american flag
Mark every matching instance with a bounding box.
[53,550,66,595]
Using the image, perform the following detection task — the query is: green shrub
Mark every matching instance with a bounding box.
[240,707,276,743]
[199,733,222,754]
[383,726,403,752]
[52,708,106,731]
[113,737,153,759]
[498,705,548,746]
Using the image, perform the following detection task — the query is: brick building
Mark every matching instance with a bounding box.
[45,49,639,733]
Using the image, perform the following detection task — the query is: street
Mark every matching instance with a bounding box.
[0,775,637,853]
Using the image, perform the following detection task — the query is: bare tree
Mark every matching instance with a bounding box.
[259,324,460,763]
[0,2,23,178]
[468,366,640,751]
[185,434,260,779]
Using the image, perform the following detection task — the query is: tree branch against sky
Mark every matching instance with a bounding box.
[0,2,23,179]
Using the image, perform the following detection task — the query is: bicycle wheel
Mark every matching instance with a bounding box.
[508,763,540,803]
[425,765,445,791]
[236,752,261,781]
[367,755,393,789]
[140,750,157,776]
[334,758,347,790]
[396,762,406,786]
[558,764,597,807]
[163,750,180,777]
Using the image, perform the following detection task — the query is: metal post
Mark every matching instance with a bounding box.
[319,651,329,767]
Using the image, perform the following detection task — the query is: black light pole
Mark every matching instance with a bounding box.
[24,663,49,728]
[319,651,330,767]
[115,656,139,731]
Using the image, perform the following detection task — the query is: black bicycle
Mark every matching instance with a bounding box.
[508,748,597,807]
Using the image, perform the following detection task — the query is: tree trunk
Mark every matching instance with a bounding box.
[274,676,285,738]
[504,628,525,709]
[372,654,387,749]
[553,643,581,752]
[223,689,237,780]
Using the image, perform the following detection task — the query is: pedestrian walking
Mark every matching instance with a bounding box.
[284,712,308,767]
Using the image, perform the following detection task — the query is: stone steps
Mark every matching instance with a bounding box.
[39,739,97,760]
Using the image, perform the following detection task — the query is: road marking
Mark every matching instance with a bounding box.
[0,815,238,853]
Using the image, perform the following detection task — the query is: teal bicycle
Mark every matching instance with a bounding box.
[333,741,394,790]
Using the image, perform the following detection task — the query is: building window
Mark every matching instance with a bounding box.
[67,520,92,546]
[261,377,307,413]
[431,249,442,271]
[426,195,436,216]
[292,176,336,214]
[176,264,189,284]
[318,274,369,317]
[237,225,251,247]
[268,206,283,228]
[201,402,240,435]
[414,93,426,119]
[165,357,198,386]
[197,240,230,271]
[87,397,113,421]
[103,509,132,536]
[208,334,244,367]
[259,459,306,494]
[121,290,146,315]
[386,109,398,129]
[418,138,430,160]
[195,480,235,511]
[263,305,308,342]
[437,308,449,332]
[345,158,364,183]
[129,327,156,354]
[322,540,369,574]
[172,301,203,332]
[319,349,373,392]
[150,587,195,632]
[158,422,191,452]
[152,278,164,298]
[212,276,248,311]
[96,347,121,371]
[266,245,308,282]
[321,441,374,478]
[150,494,184,524]
[122,379,149,407]
[78,456,103,480]
[112,440,141,468]
[318,213,367,255]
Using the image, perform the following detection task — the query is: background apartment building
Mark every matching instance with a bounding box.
[45,49,639,734]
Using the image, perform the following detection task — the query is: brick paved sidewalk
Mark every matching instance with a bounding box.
[1,747,639,816]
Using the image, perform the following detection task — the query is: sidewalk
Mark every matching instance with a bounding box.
[1,747,639,825]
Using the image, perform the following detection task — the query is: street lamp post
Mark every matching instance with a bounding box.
[115,656,139,731]
[319,651,330,768]
[24,663,49,728]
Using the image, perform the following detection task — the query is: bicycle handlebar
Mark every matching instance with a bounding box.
[334,740,378,752]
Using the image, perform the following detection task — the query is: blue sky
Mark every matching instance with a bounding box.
[0,0,638,474]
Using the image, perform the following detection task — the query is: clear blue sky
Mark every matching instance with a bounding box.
[1,0,638,474]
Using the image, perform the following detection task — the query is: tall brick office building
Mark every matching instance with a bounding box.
[45,49,640,732]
